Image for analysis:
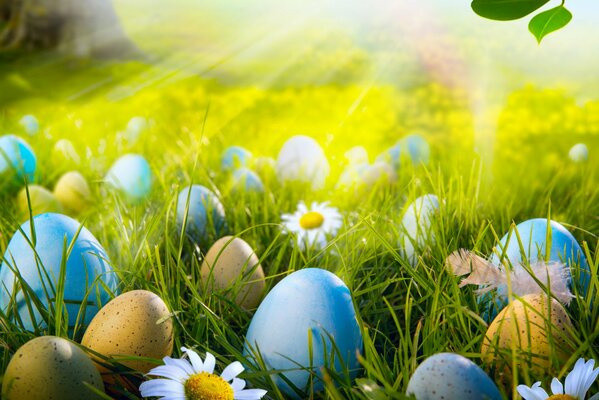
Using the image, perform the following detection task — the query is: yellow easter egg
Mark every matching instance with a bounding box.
[16,185,63,220]
[54,171,92,214]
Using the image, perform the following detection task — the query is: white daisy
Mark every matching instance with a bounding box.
[139,347,267,400]
[281,201,342,250]
[517,358,599,400]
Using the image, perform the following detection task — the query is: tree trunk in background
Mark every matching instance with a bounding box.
[0,0,140,58]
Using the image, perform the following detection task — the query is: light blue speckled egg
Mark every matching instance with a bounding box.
[400,134,430,165]
[231,168,264,193]
[569,143,588,163]
[0,213,119,334]
[0,135,37,184]
[221,146,253,172]
[19,115,40,136]
[243,268,363,398]
[105,154,153,204]
[407,353,502,400]
[176,185,226,245]
[481,218,589,320]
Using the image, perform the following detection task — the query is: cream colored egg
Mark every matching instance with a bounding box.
[201,236,266,309]
[2,336,104,400]
[17,185,63,220]
[81,290,174,374]
[54,171,92,214]
[481,294,573,376]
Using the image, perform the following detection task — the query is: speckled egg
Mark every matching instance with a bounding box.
[481,294,573,375]
[399,194,440,266]
[105,154,153,204]
[17,185,64,220]
[201,236,266,309]
[400,134,430,165]
[230,168,264,193]
[19,114,39,136]
[244,268,362,398]
[406,353,501,400]
[569,143,588,163]
[53,171,92,215]
[81,290,174,374]
[176,184,227,245]
[2,336,104,400]
[0,213,119,333]
[53,139,81,165]
[0,134,36,184]
[276,135,330,190]
[221,146,253,171]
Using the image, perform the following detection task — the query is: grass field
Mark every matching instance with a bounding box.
[0,1,598,399]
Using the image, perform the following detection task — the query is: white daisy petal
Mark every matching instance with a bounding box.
[566,358,586,395]
[580,362,599,397]
[139,378,185,397]
[588,393,599,400]
[231,378,246,391]
[146,365,188,381]
[517,382,548,400]
[550,377,564,395]
[234,389,268,399]
[203,352,216,374]
[181,347,205,373]
[162,357,195,376]
[221,361,244,382]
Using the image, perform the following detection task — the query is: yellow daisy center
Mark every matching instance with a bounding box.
[299,211,324,229]
[548,396,577,400]
[184,372,234,400]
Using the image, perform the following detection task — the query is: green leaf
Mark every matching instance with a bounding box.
[471,0,550,21]
[528,6,572,43]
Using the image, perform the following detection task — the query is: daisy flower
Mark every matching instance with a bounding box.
[517,358,599,400]
[139,347,267,400]
[281,201,342,250]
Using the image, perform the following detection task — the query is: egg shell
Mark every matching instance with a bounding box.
[221,146,253,171]
[19,114,40,135]
[481,294,573,376]
[201,236,266,309]
[243,268,362,398]
[336,162,370,189]
[2,336,105,400]
[406,353,502,400]
[276,135,330,190]
[482,218,590,320]
[399,194,440,266]
[53,139,81,165]
[105,153,153,204]
[400,134,430,165]
[0,213,119,333]
[0,134,37,184]
[17,185,64,220]
[176,184,227,245]
[81,290,174,374]
[569,143,588,163]
[54,171,92,215]
[230,168,264,193]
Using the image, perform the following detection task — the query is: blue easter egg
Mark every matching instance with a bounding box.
[19,115,40,135]
[569,143,588,163]
[105,154,153,203]
[221,146,253,172]
[482,218,589,320]
[231,168,264,193]
[400,134,430,165]
[244,268,363,398]
[407,353,502,400]
[176,185,226,244]
[0,213,119,333]
[0,135,37,184]
[375,143,402,170]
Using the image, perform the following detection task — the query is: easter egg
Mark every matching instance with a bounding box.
[0,134,36,184]
[16,185,64,220]
[176,185,226,245]
[53,171,92,215]
[569,143,588,163]
[375,143,401,170]
[400,134,430,165]
[221,146,253,171]
[406,353,501,400]
[2,336,104,400]
[276,135,330,190]
[362,161,395,186]
[81,290,174,374]
[0,213,119,333]
[105,154,153,204]
[399,194,440,266]
[244,268,362,397]
[19,114,39,135]
[123,116,149,145]
[344,146,369,165]
[201,236,266,309]
[53,139,81,166]
[337,163,370,189]
[481,294,573,376]
[230,168,264,193]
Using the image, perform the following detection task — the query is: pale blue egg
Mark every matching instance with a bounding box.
[176,185,226,244]
[407,353,502,400]
[0,213,119,334]
[375,143,401,170]
[569,143,588,163]
[231,168,264,193]
[400,194,440,266]
[221,146,253,172]
[0,135,37,184]
[400,134,430,165]
[19,115,40,136]
[244,268,363,398]
[105,154,153,204]
[482,218,589,320]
